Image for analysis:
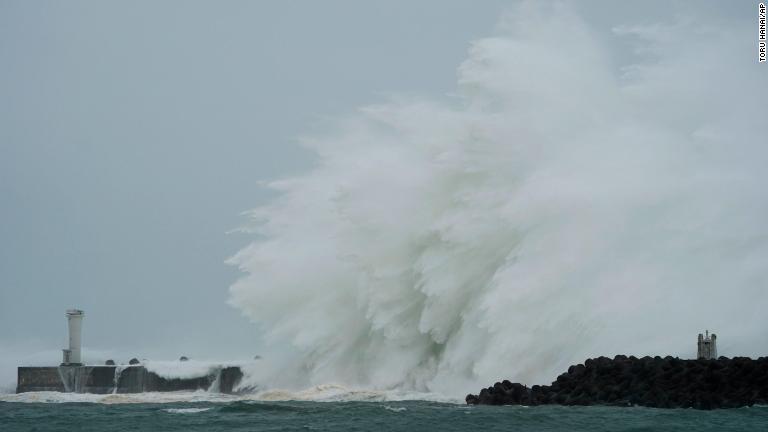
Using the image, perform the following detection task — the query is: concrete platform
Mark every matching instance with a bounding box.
[17,365,243,394]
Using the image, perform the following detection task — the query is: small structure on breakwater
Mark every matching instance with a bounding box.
[697,330,717,360]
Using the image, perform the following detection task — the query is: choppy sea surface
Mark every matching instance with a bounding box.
[2,391,768,432]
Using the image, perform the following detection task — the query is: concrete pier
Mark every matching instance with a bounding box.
[17,365,243,394]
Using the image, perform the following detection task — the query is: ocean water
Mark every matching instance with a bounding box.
[2,398,768,432]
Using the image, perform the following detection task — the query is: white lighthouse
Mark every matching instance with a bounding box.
[62,309,84,366]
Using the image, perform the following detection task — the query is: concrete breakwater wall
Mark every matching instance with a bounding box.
[17,365,243,394]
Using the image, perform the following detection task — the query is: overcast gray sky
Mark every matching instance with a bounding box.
[0,0,756,387]
[0,0,521,366]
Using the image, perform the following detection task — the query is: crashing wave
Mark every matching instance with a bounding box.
[228,3,768,397]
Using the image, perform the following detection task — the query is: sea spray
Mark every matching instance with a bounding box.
[229,3,768,397]
[58,366,93,393]
[57,367,72,393]
[112,366,125,394]
[142,360,218,380]
[207,369,222,393]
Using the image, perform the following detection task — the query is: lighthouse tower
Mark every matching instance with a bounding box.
[61,309,84,366]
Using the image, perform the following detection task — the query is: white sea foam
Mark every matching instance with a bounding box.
[0,390,239,404]
[0,386,458,404]
[163,407,212,414]
[252,384,459,403]
[143,360,220,380]
[384,405,408,412]
[228,1,768,398]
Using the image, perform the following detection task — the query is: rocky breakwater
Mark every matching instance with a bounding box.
[466,356,768,409]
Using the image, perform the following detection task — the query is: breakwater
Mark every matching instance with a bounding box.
[16,365,242,394]
[466,356,768,410]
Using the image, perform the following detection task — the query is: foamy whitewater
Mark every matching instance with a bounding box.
[227,3,768,399]
[0,385,457,404]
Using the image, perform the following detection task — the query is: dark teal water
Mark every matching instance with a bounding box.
[2,401,768,432]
